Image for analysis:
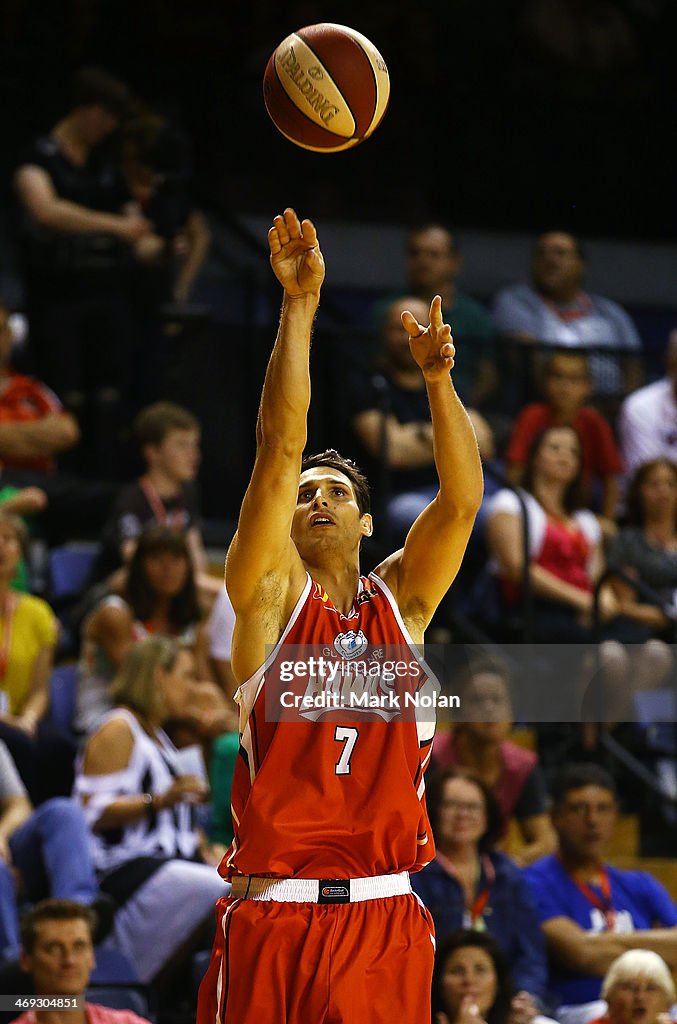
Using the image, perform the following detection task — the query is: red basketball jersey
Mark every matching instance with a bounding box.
[222,571,436,880]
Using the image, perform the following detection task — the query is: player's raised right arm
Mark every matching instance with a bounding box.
[226,209,325,613]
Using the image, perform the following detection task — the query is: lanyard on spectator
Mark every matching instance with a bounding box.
[562,858,616,929]
[544,293,594,324]
[438,852,495,928]
[140,477,185,529]
[0,592,18,680]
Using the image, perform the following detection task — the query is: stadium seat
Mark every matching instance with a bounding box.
[47,541,101,657]
[47,663,78,733]
[49,541,101,602]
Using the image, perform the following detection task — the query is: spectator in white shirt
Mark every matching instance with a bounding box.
[618,329,677,480]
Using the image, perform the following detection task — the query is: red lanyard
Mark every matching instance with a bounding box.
[562,858,616,929]
[0,592,18,680]
[438,852,495,927]
[140,477,185,529]
[544,292,594,324]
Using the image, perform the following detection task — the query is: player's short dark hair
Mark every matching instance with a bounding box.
[425,766,504,851]
[550,762,617,808]
[301,450,371,516]
[133,401,199,448]
[71,66,130,117]
[20,900,96,955]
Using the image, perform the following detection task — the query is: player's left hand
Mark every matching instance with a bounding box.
[269,207,325,299]
[402,294,455,383]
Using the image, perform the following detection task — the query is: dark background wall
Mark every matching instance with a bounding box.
[1,0,675,525]
[1,0,674,239]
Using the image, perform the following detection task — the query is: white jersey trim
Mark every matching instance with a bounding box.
[369,572,437,746]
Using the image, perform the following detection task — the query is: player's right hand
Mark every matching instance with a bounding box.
[269,207,325,298]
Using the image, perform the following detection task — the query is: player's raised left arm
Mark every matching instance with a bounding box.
[378,295,483,628]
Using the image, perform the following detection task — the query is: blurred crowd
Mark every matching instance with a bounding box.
[0,57,676,1024]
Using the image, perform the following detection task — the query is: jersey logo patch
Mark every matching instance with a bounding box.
[334,630,368,660]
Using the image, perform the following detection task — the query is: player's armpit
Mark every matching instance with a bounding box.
[382,496,477,629]
[225,443,305,613]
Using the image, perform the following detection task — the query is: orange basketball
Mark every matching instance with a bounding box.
[263,23,390,153]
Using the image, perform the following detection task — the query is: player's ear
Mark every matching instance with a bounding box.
[360,514,373,538]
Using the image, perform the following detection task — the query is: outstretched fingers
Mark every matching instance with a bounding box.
[269,209,317,254]
[401,309,424,337]
[428,293,443,325]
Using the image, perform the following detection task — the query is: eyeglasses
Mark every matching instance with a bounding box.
[442,800,485,815]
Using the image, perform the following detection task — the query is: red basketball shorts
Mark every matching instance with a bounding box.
[196,891,435,1023]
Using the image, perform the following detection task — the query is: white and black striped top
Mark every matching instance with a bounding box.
[74,708,199,872]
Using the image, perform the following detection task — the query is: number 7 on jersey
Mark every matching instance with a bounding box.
[334,726,358,775]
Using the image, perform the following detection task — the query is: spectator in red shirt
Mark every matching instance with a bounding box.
[506,351,623,528]
[0,300,79,473]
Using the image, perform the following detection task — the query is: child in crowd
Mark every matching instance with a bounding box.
[86,400,219,608]
[505,351,623,527]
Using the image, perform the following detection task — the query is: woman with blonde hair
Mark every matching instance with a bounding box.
[74,635,229,986]
[591,950,675,1024]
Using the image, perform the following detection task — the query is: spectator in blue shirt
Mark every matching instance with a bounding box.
[411,767,549,1006]
[523,763,677,1024]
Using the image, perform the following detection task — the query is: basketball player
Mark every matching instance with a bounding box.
[196,208,483,1023]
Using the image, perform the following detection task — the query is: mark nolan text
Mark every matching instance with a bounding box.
[280,691,459,710]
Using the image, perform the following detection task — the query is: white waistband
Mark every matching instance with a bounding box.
[231,871,412,904]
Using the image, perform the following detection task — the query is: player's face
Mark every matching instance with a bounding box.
[440,945,498,1019]
[639,463,677,519]
[531,232,584,295]
[22,918,95,996]
[142,549,190,598]
[0,521,22,580]
[533,427,581,485]
[151,429,201,483]
[436,777,487,849]
[459,671,512,743]
[606,976,670,1024]
[553,784,617,860]
[292,470,371,556]
[407,228,460,292]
